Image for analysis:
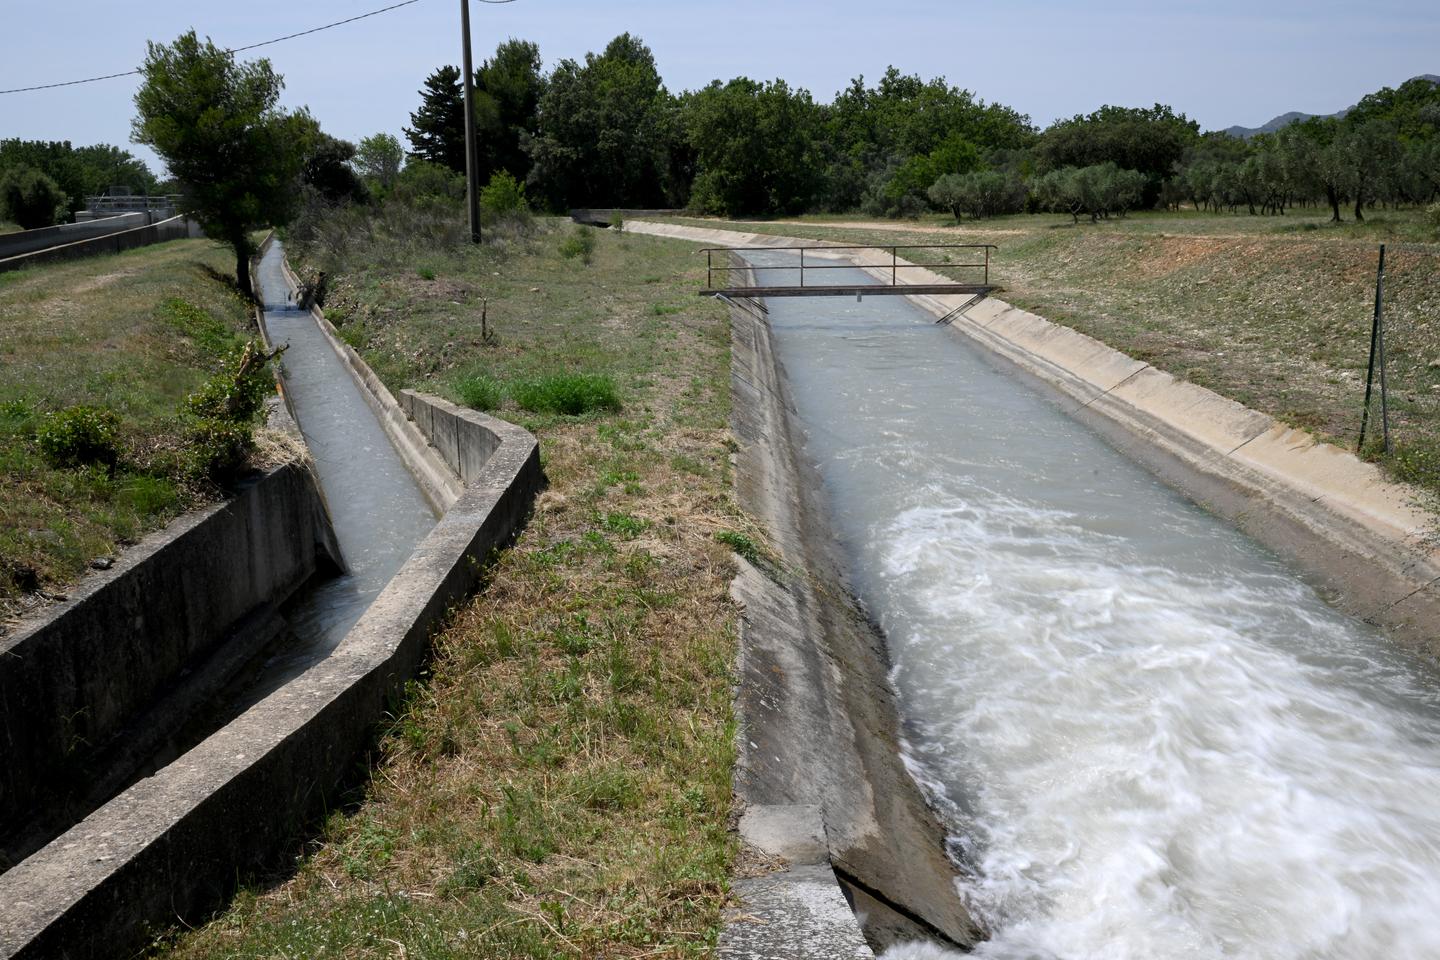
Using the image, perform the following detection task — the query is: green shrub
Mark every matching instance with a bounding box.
[389,160,466,205]
[0,164,69,230]
[454,373,502,411]
[183,417,254,482]
[608,211,625,230]
[512,373,620,416]
[1428,202,1440,239]
[176,339,277,484]
[36,406,120,469]
[184,341,274,422]
[479,171,527,220]
[558,225,597,264]
[417,266,436,281]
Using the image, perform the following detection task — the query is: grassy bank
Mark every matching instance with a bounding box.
[0,238,262,623]
[657,209,1440,502]
[154,215,742,958]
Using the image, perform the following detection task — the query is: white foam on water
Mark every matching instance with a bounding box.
[879,493,1440,960]
[742,252,1440,960]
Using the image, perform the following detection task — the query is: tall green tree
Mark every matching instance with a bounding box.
[685,77,823,215]
[405,66,466,171]
[0,139,158,216]
[0,165,69,228]
[475,39,544,182]
[303,133,368,205]
[1037,104,1199,207]
[132,30,316,299]
[527,34,686,209]
[354,133,405,191]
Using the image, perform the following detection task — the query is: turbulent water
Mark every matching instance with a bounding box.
[253,243,436,681]
[745,252,1440,960]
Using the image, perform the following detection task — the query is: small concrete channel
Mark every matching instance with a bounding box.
[248,242,438,688]
[713,242,1440,959]
[0,240,541,958]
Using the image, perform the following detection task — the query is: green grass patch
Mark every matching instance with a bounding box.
[158,297,245,358]
[453,372,503,411]
[511,372,620,416]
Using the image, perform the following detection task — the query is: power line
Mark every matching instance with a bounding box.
[0,0,518,96]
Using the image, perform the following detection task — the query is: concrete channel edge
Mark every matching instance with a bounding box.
[717,257,981,956]
[0,254,543,957]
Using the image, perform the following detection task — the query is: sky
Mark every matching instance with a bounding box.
[2,0,1438,176]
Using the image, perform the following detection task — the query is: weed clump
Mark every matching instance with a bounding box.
[454,372,502,411]
[178,340,280,482]
[512,373,619,416]
[36,406,121,469]
[558,225,597,264]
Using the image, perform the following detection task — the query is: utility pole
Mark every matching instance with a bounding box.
[460,0,481,244]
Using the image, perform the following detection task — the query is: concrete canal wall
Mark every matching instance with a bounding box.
[0,392,541,959]
[0,215,199,274]
[0,459,341,868]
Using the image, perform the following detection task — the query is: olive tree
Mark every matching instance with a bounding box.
[132,31,316,299]
[354,133,404,192]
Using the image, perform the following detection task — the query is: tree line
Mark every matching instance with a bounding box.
[399,36,1440,223]
[0,139,161,229]
[4,32,1437,239]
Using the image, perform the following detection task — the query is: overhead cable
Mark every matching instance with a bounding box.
[0,0,520,95]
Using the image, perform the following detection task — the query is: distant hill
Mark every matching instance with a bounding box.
[1221,74,1439,138]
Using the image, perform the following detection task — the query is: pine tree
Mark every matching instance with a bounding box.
[405,66,466,172]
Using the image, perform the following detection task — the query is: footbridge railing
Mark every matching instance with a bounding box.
[699,243,997,298]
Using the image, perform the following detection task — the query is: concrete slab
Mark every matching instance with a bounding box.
[720,867,875,960]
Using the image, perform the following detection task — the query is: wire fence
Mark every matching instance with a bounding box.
[1357,243,1440,495]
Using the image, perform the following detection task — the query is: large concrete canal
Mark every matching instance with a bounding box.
[744,251,1440,959]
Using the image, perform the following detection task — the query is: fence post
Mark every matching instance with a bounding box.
[1357,243,1388,453]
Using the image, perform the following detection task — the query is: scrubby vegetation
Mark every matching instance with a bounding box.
[0,239,274,620]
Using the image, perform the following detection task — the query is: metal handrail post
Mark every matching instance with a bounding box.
[800,247,805,287]
[892,247,897,286]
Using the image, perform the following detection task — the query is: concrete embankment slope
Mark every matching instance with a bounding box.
[626,219,1440,658]
[722,284,983,955]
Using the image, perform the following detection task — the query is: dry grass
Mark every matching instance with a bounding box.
[153,214,744,958]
